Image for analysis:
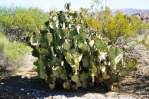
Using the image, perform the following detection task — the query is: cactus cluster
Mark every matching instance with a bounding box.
[31,4,137,90]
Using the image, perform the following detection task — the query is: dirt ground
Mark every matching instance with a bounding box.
[0,37,149,99]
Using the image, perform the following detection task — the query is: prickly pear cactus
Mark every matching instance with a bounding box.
[31,3,137,90]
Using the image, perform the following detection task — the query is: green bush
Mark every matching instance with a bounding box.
[0,6,48,43]
[0,30,32,67]
[0,6,48,31]
[31,4,137,90]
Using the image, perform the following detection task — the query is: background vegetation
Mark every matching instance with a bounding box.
[0,7,48,73]
[0,6,48,33]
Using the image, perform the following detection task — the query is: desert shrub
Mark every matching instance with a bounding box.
[82,7,147,44]
[0,29,32,72]
[0,6,48,43]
